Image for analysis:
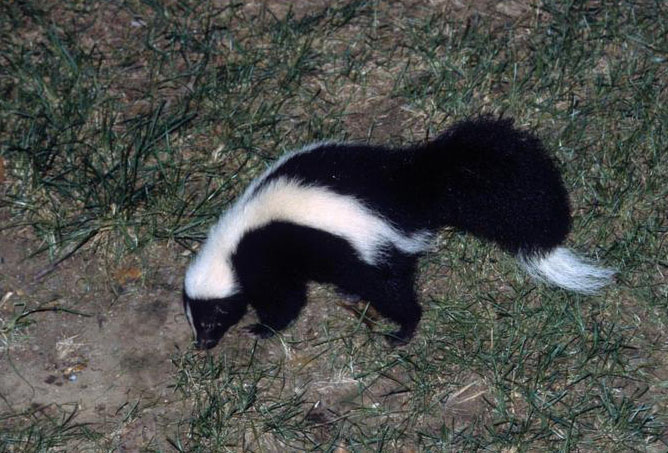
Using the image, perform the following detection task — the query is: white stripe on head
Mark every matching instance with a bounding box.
[185,145,432,300]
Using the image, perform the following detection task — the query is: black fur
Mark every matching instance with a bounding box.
[184,118,572,348]
[234,222,421,344]
[184,292,247,350]
[262,117,570,253]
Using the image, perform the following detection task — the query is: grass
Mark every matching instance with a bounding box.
[1,0,666,451]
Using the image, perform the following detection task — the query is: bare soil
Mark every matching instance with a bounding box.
[0,209,192,448]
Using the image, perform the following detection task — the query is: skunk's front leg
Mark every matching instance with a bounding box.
[244,282,307,339]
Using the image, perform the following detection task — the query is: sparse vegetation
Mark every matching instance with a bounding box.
[1,1,666,451]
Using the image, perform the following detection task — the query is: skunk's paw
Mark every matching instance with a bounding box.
[243,323,275,339]
[385,329,413,348]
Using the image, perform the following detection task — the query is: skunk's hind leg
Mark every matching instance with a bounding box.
[365,258,422,346]
[335,286,420,344]
[374,291,422,346]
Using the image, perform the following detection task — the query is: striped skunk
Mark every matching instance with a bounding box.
[184,117,614,349]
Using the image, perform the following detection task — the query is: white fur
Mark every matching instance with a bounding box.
[185,146,432,300]
[518,247,615,294]
[237,143,328,203]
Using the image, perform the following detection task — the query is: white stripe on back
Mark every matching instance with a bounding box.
[185,166,431,300]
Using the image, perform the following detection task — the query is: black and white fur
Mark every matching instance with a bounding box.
[184,118,614,349]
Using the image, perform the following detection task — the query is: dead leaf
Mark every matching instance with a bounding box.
[63,363,87,377]
[113,266,142,285]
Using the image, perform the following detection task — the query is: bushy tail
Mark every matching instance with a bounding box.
[518,247,615,294]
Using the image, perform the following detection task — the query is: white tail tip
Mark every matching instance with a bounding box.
[518,247,615,294]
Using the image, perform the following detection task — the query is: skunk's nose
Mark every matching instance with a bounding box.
[195,338,219,350]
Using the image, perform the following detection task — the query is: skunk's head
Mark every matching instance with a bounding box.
[183,291,248,350]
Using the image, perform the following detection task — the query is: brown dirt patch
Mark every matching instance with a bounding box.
[0,210,191,448]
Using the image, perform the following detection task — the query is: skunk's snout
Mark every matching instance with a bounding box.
[195,338,219,350]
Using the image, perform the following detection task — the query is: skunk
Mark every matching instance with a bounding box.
[183,118,614,349]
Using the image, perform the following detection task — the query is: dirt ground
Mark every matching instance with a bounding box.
[0,206,198,447]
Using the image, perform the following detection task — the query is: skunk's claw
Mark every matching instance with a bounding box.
[243,323,275,339]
